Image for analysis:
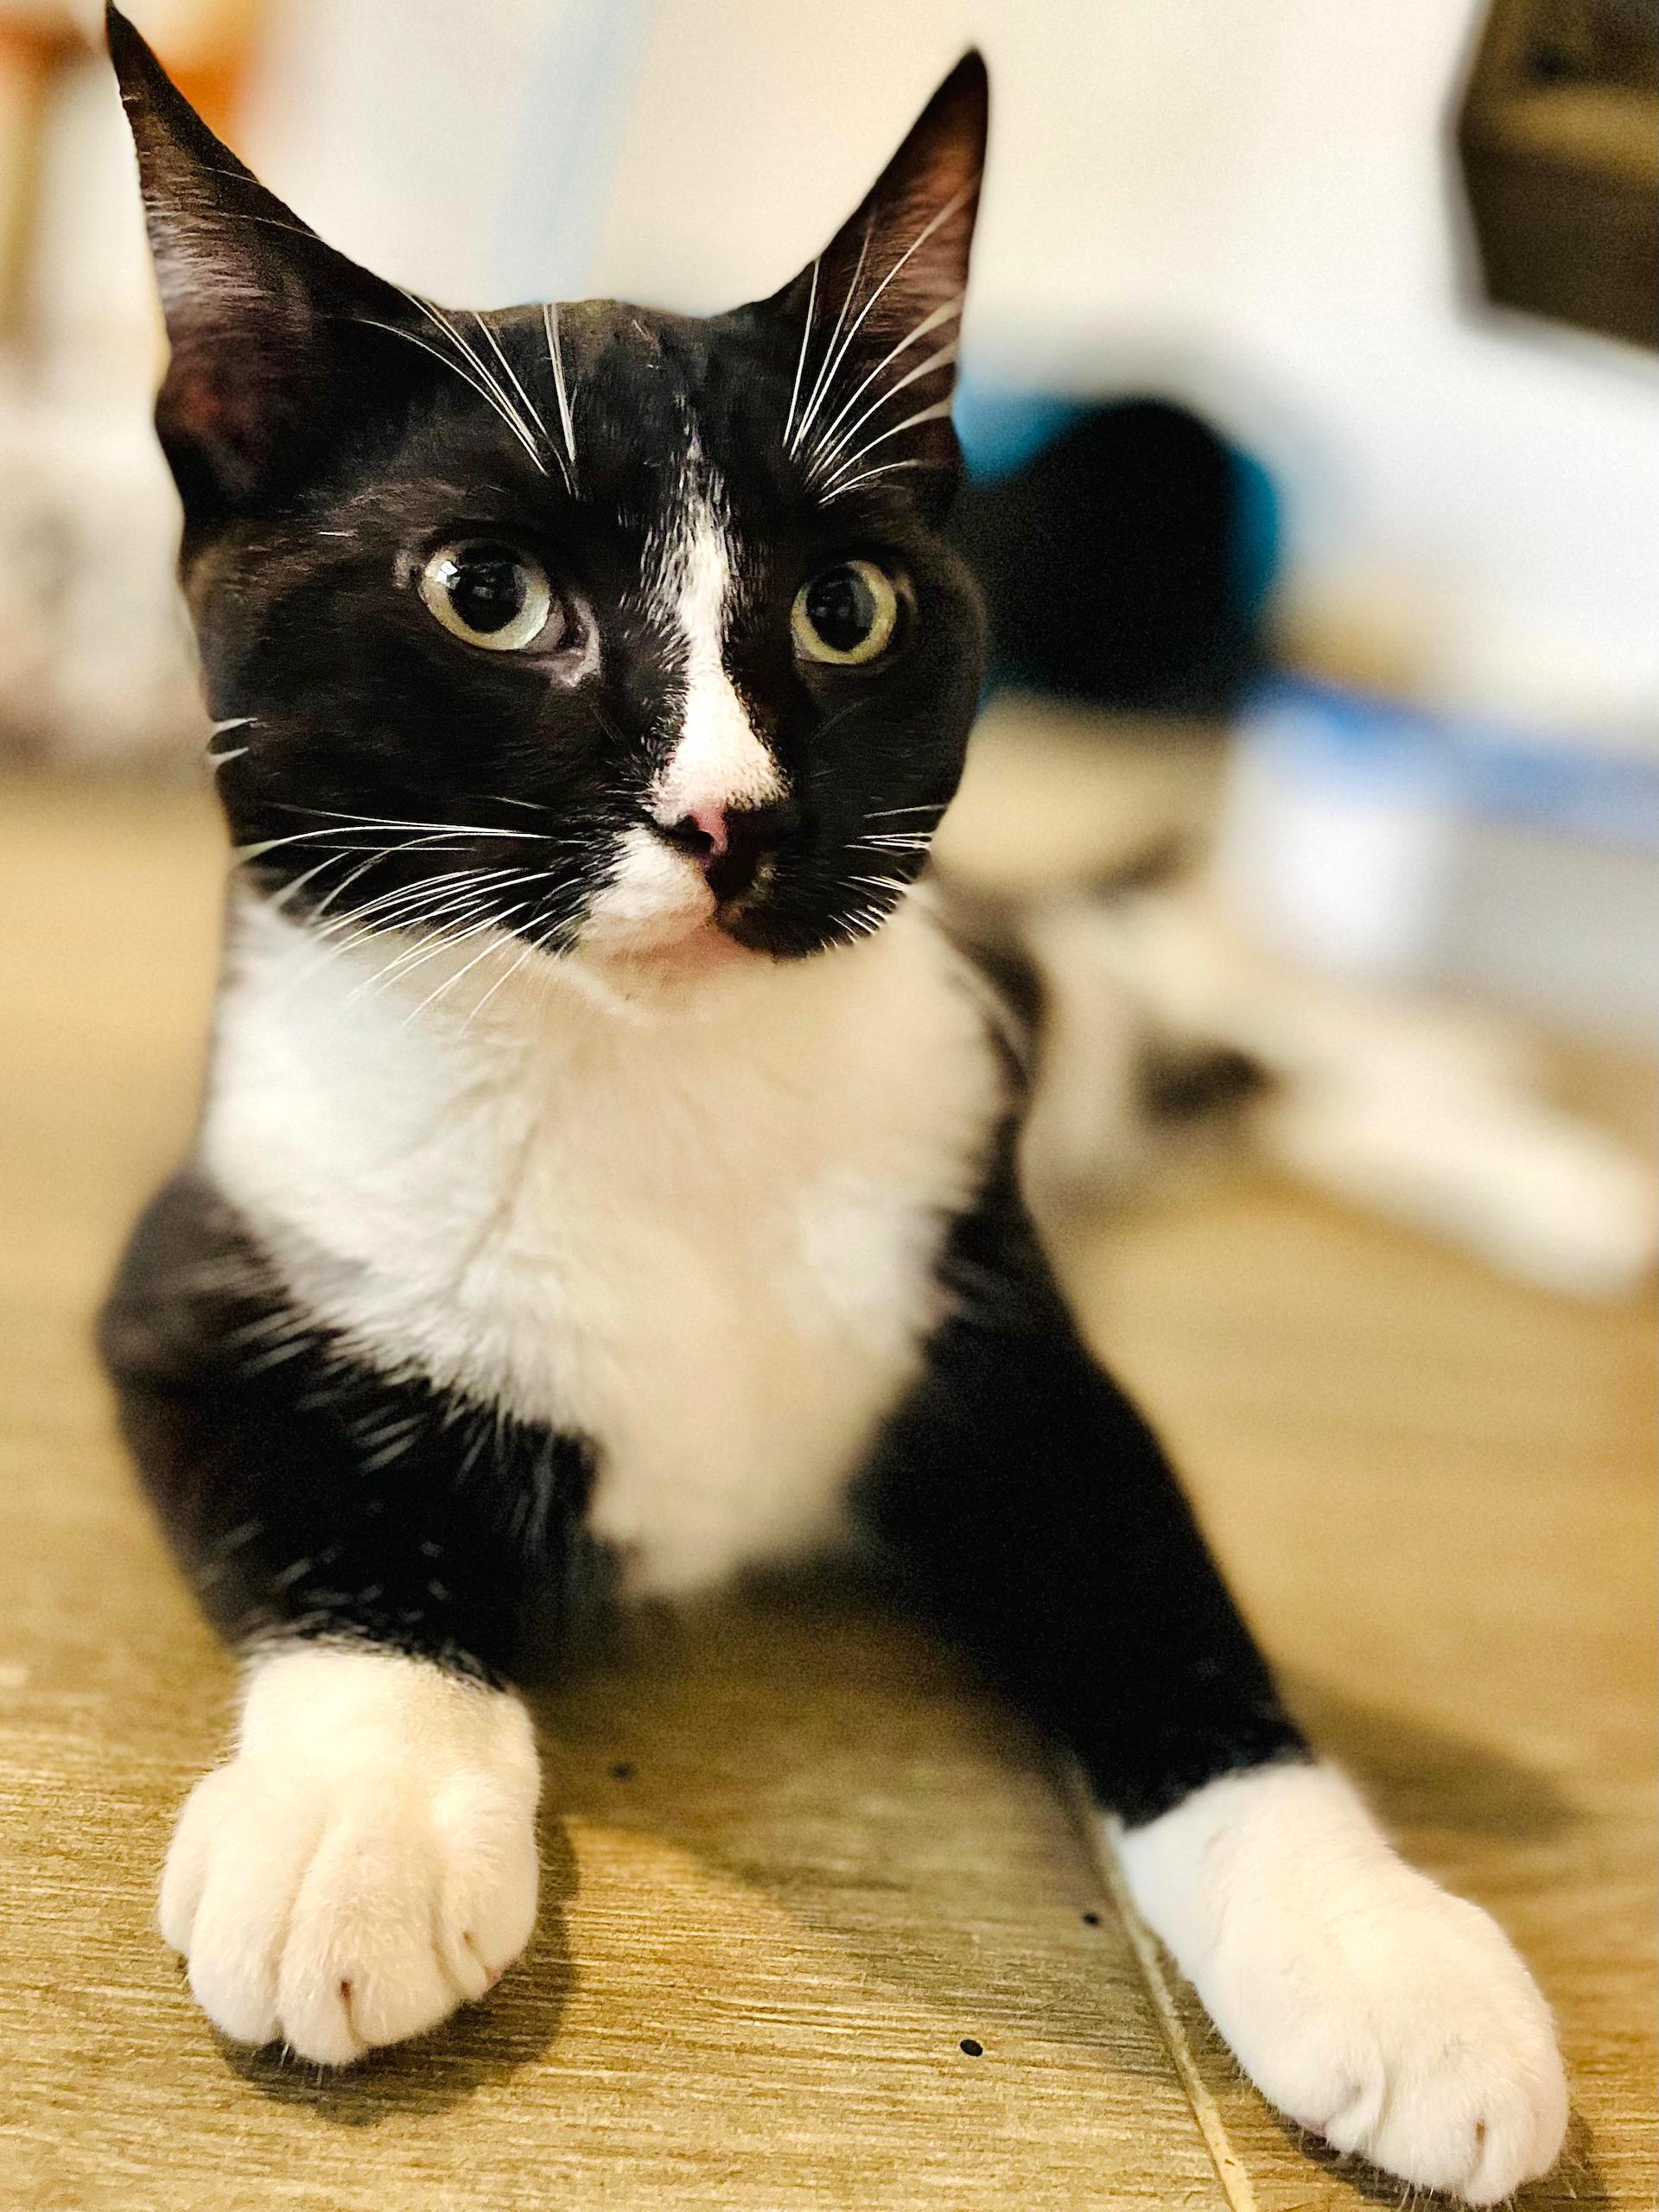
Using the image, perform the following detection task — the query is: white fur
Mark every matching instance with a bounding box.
[592,471,785,942]
[1033,882,1659,1297]
[580,823,715,955]
[160,1645,539,2063]
[203,890,1003,1595]
[647,480,784,827]
[1114,1763,1569,2205]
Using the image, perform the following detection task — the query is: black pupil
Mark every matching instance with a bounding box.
[447,543,529,634]
[806,564,877,653]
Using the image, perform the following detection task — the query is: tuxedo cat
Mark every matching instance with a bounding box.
[99,13,1566,2202]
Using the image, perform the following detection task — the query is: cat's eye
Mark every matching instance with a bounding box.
[791,559,900,667]
[419,539,561,652]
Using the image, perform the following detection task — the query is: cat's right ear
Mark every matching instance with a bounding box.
[769,53,988,509]
[107,4,414,523]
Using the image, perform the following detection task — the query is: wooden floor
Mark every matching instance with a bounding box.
[0,772,1652,2210]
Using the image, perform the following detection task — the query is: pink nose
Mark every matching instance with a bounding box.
[652,800,785,903]
[683,804,728,858]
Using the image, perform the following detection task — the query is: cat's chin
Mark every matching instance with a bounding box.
[581,919,763,985]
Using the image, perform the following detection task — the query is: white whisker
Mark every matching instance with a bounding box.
[344,899,513,1001]
[353,315,543,465]
[457,925,545,1036]
[474,313,556,454]
[804,294,961,466]
[782,256,820,450]
[400,907,535,1027]
[541,302,579,486]
[817,457,931,505]
[306,858,518,939]
[820,399,955,491]
[791,216,874,455]
[315,861,553,950]
[792,179,976,459]
[393,292,548,474]
[273,806,550,842]
[211,715,255,736]
[267,851,362,915]
[809,340,958,480]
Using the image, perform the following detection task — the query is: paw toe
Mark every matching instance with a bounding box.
[161,1746,540,2065]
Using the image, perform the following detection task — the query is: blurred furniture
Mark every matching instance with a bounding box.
[0,0,263,342]
[1459,0,1659,348]
[0,3,83,334]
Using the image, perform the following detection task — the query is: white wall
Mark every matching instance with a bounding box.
[590,0,1659,747]
[55,0,1659,752]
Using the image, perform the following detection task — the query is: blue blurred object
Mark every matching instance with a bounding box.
[1243,676,1659,853]
[949,383,1281,713]
[955,372,1282,635]
[953,378,1089,483]
[1220,674,1659,1029]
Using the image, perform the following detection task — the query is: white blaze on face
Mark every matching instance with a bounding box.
[582,459,784,957]
[649,499,784,833]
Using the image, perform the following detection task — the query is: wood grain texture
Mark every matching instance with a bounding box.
[0,776,1221,2212]
[0,772,1652,2209]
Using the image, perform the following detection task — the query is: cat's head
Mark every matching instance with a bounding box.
[110,6,988,980]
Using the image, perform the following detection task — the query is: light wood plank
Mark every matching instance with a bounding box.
[0,772,1651,2209]
[0,775,1224,2210]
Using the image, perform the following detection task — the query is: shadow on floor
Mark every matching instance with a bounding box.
[218,1574,1582,2142]
[1259,2101,1609,2211]
[531,1570,1180,2080]
[1285,1673,1579,1843]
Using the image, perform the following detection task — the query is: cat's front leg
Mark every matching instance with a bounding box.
[101,1173,583,2063]
[161,1645,538,2063]
[858,1174,1568,2206]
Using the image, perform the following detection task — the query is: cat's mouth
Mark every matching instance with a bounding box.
[571,823,783,976]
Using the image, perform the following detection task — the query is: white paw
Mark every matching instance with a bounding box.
[1116,1763,1568,2207]
[160,1647,538,2065]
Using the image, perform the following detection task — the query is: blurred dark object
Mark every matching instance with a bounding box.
[1458,0,1659,350]
[949,400,1269,717]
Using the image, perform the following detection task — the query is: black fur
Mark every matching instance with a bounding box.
[111,10,988,968]
[859,1146,1307,1827]
[103,12,1304,1851]
[100,1175,605,1684]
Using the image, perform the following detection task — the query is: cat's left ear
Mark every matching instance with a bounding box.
[108,4,418,525]
[772,53,988,505]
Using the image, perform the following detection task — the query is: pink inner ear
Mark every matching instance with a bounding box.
[162,353,258,448]
[156,340,295,500]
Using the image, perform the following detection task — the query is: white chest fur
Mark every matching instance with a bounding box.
[203,897,1004,1594]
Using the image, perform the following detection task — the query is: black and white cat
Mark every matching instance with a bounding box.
[99,14,1566,2201]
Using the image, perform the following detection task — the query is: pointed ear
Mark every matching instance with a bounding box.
[108,4,416,522]
[777,53,988,505]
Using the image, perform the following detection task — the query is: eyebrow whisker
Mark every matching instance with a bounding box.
[352,315,546,470]
[782,255,821,452]
[791,214,874,456]
[791,178,976,461]
[817,456,931,505]
[803,294,961,467]
[541,302,580,490]
[391,290,549,474]
[808,340,959,480]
